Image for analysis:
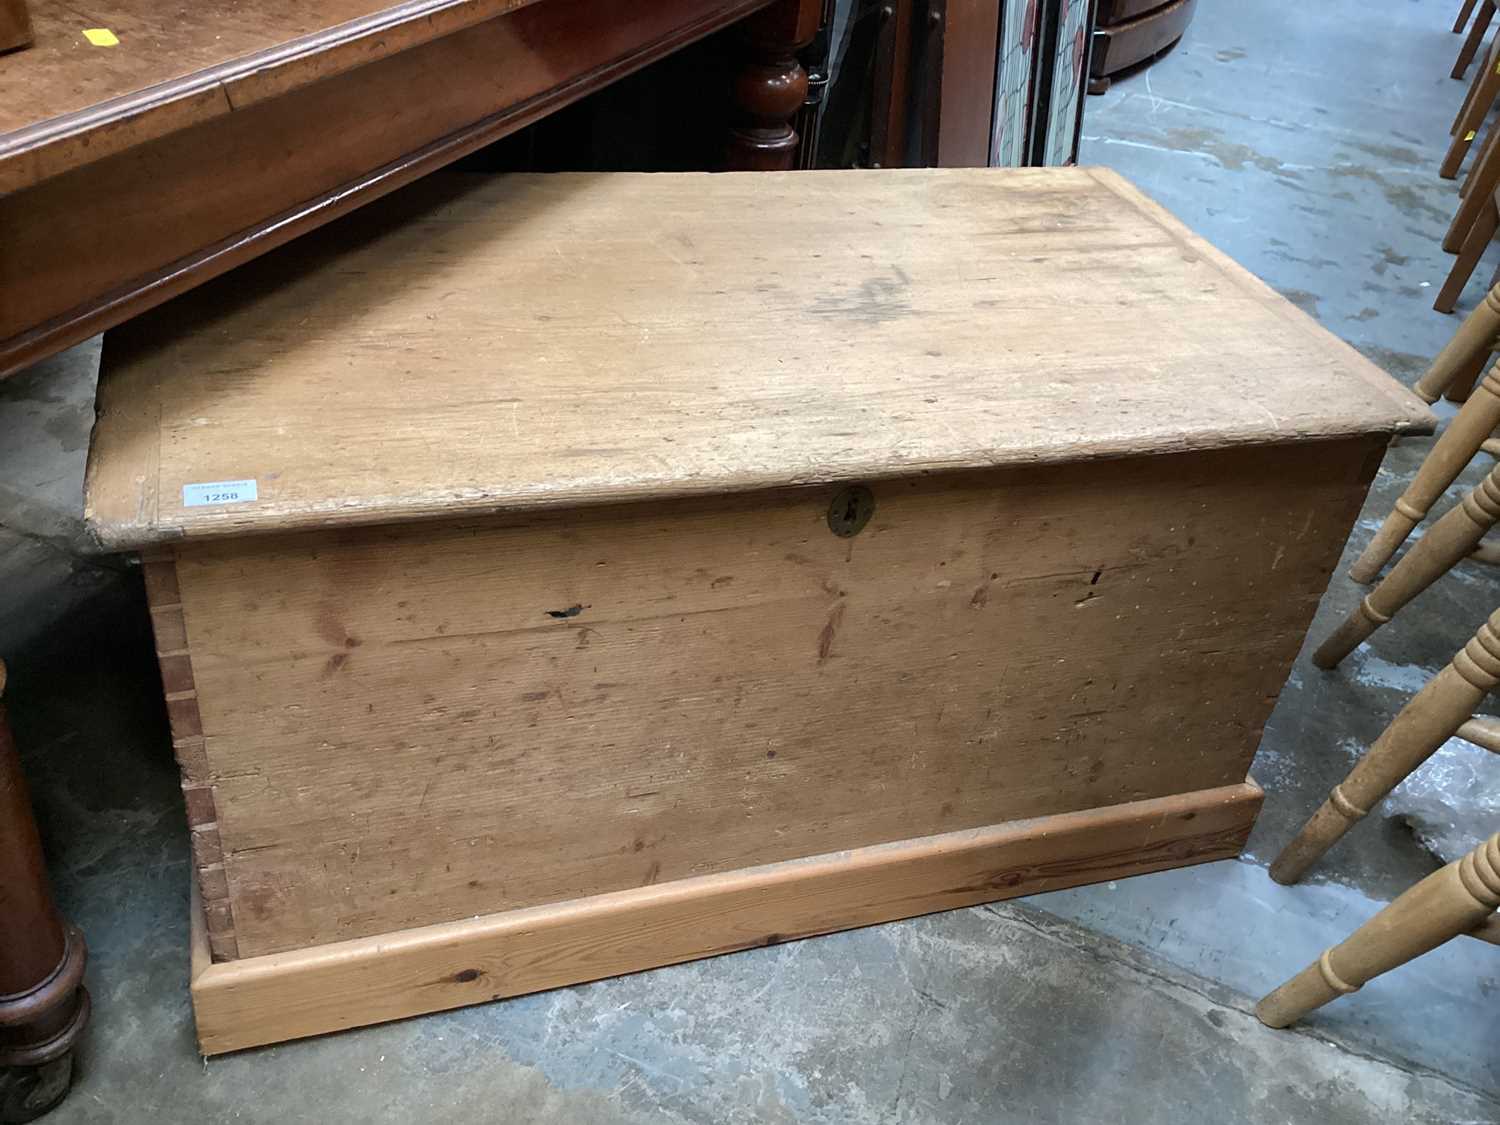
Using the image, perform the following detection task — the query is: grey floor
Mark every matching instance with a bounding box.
[5,0,1500,1121]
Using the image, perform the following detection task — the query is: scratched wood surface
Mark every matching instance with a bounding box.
[85,167,1430,551]
[161,441,1371,957]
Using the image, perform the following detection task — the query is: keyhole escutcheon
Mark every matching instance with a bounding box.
[827,485,875,538]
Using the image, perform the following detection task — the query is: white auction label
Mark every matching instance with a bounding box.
[182,479,258,507]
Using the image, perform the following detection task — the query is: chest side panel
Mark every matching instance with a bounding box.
[168,437,1378,956]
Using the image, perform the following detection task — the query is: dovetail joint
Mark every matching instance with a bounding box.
[143,552,239,962]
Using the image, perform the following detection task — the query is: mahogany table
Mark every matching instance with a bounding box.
[0,0,818,1113]
[0,0,821,381]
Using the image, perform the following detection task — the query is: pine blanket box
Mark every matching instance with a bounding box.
[84,167,1431,1054]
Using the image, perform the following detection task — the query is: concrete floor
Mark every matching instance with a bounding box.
[4,0,1500,1120]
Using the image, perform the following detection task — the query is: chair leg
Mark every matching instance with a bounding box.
[1315,464,1500,668]
[1271,611,1500,884]
[1453,55,1484,134]
[1414,282,1500,403]
[1457,0,1481,34]
[1454,0,1495,78]
[1444,41,1500,177]
[1258,833,1500,1027]
[1352,363,1500,582]
[1457,118,1500,205]
[1449,363,1486,403]
[1436,196,1499,315]
[1447,349,1489,404]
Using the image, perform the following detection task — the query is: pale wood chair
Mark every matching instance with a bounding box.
[1271,609,1500,885]
[1350,282,1500,582]
[1257,831,1500,1027]
[1315,463,1500,667]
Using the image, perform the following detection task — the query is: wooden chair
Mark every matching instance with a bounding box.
[1315,462,1500,667]
[1438,24,1500,313]
[1271,609,1500,885]
[1455,0,1496,79]
[1444,30,1500,179]
[1439,125,1500,315]
[1437,172,1500,315]
[1256,831,1500,1027]
[1350,283,1500,581]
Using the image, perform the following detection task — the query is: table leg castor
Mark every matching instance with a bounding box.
[0,662,88,1121]
[0,1054,76,1123]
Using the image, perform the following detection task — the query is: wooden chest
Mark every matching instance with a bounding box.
[84,167,1430,1053]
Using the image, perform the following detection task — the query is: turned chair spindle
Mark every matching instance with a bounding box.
[1261,0,1500,1033]
[1273,609,1500,884]
[1315,464,1500,667]
[1258,832,1500,1027]
[1352,294,1500,583]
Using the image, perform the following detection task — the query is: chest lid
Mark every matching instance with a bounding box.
[85,167,1430,549]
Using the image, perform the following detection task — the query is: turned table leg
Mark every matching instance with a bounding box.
[1272,609,1500,884]
[1351,363,1500,583]
[726,0,820,170]
[1258,832,1500,1027]
[0,663,88,1123]
[1315,463,1500,668]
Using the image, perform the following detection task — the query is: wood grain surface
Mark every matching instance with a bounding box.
[191,781,1262,1053]
[86,167,1430,550]
[0,0,546,191]
[935,0,1001,167]
[157,439,1371,957]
